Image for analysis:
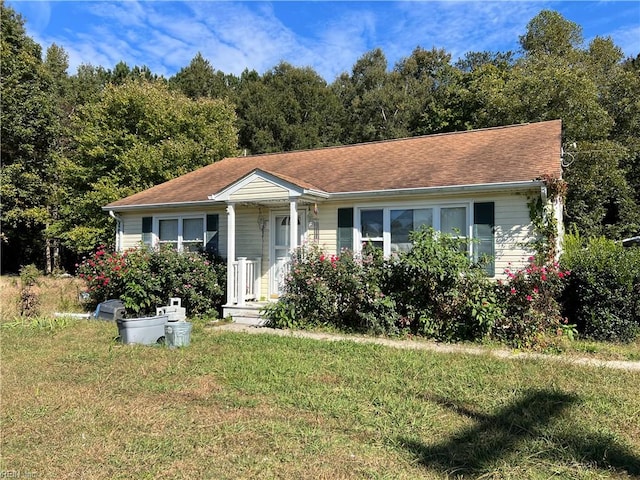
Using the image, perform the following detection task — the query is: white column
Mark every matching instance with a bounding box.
[237,257,247,306]
[226,203,236,305]
[289,199,298,252]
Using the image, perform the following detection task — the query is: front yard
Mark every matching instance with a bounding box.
[1,317,639,479]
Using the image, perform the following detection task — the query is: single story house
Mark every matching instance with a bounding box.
[104,120,563,322]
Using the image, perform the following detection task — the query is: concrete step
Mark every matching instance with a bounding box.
[223,303,269,326]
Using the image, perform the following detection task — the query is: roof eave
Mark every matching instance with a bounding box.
[104,181,544,212]
[328,180,546,199]
[103,199,220,212]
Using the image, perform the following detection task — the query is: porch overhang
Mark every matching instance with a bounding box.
[208,169,329,203]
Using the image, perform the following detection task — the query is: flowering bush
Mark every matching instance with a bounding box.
[265,229,503,340]
[386,228,502,341]
[77,246,225,317]
[264,244,400,334]
[494,257,571,347]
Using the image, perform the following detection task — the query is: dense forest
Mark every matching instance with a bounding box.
[2,2,639,273]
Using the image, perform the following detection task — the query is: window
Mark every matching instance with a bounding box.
[337,208,354,251]
[361,209,383,249]
[182,218,204,252]
[158,219,179,249]
[140,214,218,254]
[390,208,433,252]
[355,204,469,257]
[440,207,466,235]
[473,202,495,276]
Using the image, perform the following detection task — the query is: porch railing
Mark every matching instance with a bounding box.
[231,257,262,305]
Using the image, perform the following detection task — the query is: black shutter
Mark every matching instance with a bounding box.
[205,214,219,255]
[337,208,353,252]
[473,202,495,276]
[142,217,153,247]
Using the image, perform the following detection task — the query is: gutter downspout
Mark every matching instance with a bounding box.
[109,210,123,252]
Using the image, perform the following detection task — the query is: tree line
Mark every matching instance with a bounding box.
[2,1,639,273]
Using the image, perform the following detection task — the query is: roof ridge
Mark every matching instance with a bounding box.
[231,120,560,159]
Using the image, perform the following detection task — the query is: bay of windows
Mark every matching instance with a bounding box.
[358,205,469,256]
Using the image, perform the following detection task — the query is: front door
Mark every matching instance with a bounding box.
[270,211,306,297]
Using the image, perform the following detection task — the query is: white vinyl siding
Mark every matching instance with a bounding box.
[230,178,289,202]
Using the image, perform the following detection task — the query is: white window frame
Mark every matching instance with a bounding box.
[153,214,206,252]
[355,202,472,257]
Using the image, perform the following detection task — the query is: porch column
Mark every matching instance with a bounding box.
[226,203,236,305]
[289,199,298,252]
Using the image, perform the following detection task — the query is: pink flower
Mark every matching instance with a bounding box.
[510,287,516,295]
[526,295,533,302]
[533,286,539,294]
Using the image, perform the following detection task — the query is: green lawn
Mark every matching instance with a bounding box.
[1,318,639,479]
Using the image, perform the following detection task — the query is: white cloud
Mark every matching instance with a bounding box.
[9,0,638,82]
[609,24,640,58]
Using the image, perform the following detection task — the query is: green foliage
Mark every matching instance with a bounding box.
[560,234,640,342]
[264,244,399,335]
[386,228,501,341]
[1,2,58,271]
[56,79,238,254]
[265,231,505,342]
[495,257,570,348]
[236,62,342,153]
[77,246,226,317]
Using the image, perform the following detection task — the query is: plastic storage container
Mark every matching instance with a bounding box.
[117,315,168,345]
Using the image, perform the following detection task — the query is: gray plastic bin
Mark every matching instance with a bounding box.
[117,315,168,345]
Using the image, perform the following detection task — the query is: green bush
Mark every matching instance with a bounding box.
[77,246,226,317]
[560,234,640,342]
[385,228,501,341]
[264,229,503,340]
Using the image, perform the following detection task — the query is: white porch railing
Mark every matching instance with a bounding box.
[230,257,262,305]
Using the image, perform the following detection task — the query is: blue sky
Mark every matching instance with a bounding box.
[8,1,640,82]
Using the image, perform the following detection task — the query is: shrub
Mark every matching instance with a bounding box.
[385,228,501,341]
[265,229,503,341]
[495,257,570,348]
[19,264,41,318]
[560,234,640,342]
[264,244,400,334]
[77,246,226,317]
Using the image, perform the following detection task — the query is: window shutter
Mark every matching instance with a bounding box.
[142,217,153,247]
[205,214,219,255]
[337,208,353,252]
[473,202,495,276]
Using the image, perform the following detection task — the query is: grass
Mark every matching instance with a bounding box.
[1,317,639,479]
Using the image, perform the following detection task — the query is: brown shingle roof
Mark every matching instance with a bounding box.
[106,120,562,208]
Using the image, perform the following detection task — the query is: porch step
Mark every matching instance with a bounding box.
[223,302,269,326]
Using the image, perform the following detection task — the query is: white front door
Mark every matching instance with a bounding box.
[270,211,306,298]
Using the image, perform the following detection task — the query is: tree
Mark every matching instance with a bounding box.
[393,46,468,135]
[0,2,58,272]
[170,52,238,100]
[53,79,239,254]
[519,9,583,57]
[236,62,342,153]
[333,48,407,143]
